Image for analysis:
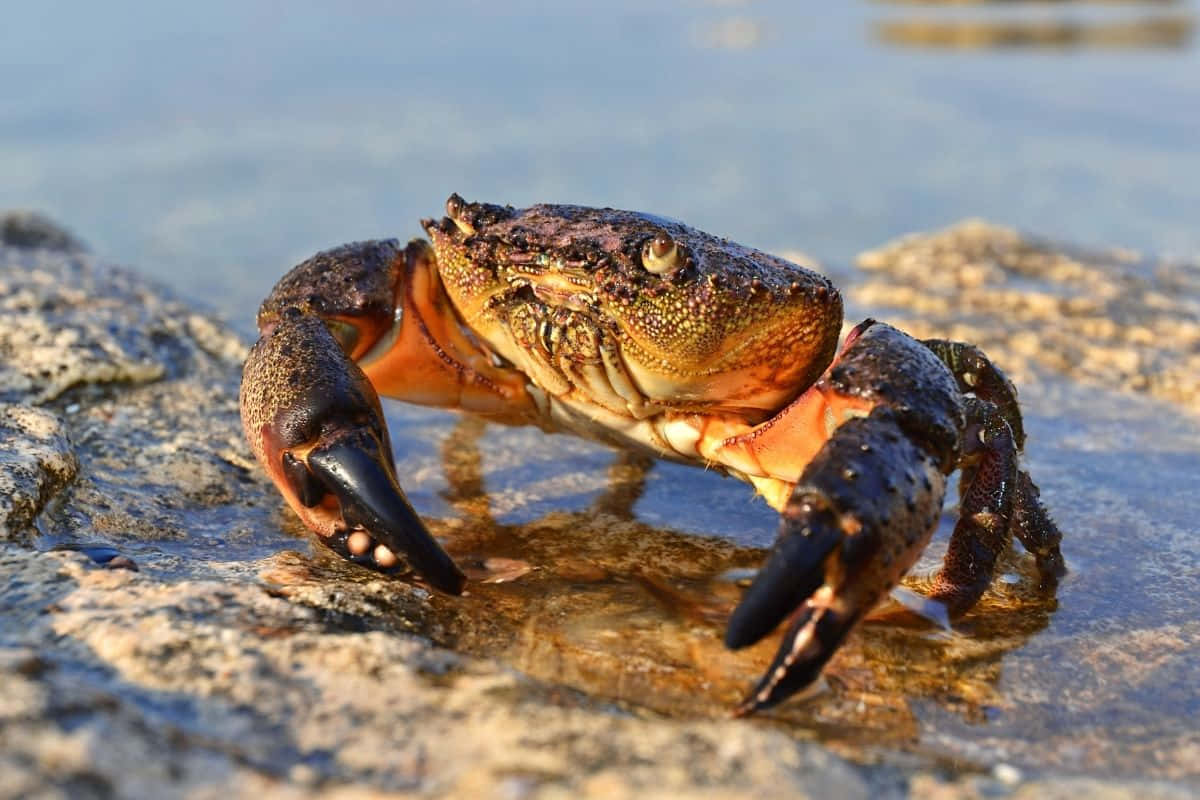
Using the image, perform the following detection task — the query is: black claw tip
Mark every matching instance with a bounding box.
[725,509,841,650]
[735,606,850,716]
[307,439,467,595]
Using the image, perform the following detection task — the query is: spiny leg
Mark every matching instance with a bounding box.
[922,338,1025,447]
[923,338,1065,594]
[928,396,1018,616]
[1010,470,1066,589]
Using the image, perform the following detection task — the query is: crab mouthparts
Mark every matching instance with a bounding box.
[518,272,596,314]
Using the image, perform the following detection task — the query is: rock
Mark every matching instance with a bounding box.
[0,211,86,252]
[0,214,1196,798]
[0,404,76,543]
[852,219,1200,412]
[0,216,246,405]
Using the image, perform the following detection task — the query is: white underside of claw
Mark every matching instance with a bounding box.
[751,584,836,707]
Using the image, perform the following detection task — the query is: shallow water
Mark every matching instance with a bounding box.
[3,1,1200,328]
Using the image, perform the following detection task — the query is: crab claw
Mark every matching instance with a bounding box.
[241,303,466,595]
[726,409,946,715]
[305,432,466,594]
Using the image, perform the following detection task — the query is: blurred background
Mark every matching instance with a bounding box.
[3,0,1197,332]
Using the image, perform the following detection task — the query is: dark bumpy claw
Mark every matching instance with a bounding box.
[729,408,947,715]
[725,514,839,651]
[729,321,1013,714]
[240,300,466,595]
[728,322,1064,713]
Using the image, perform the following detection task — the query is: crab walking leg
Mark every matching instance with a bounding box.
[240,309,466,594]
[1009,471,1066,588]
[952,461,1063,593]
[926,396,1019,615]
[922,338,1027,447]
[922,337,1065,590]
[728,409,947,715]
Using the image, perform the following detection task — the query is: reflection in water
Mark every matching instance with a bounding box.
[298,416,1059,758]
[874,0,1185,5]
[876,16,1194,48]
[870,0,1194,50]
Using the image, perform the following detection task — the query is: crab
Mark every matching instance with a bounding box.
[240,195,1065,714]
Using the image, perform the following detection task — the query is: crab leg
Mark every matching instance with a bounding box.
[922,339,1026,447]
[1009,471,1066,589]
[923,337,1065,590]
[926,396,1019,615]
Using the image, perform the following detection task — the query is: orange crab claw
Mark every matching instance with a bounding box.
[241,307,466,595]
[243,235,545,594]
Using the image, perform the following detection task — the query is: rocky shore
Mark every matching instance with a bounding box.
[1,214,1196,799]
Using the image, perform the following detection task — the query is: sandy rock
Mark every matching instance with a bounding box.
[852,219,1200,412]
[0,404,76,542]
[0,216,246,406]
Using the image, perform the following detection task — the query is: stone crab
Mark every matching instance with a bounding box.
[240,195,1065,714]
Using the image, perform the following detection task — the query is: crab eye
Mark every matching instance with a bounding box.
[444,193,475,236]
[641,232,680,275]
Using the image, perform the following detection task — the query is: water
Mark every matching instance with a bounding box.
[3,1,1199,331]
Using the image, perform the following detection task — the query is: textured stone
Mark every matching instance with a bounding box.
[848,219,1200,412]
[0,404,76,542]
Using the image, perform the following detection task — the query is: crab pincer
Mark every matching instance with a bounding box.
[240,240,468,593]
[724,322,1062,714]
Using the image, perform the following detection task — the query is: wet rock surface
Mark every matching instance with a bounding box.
[1,213,1197,798]
[852,220,1200,412]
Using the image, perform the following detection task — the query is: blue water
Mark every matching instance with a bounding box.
[3,1,1198,329]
